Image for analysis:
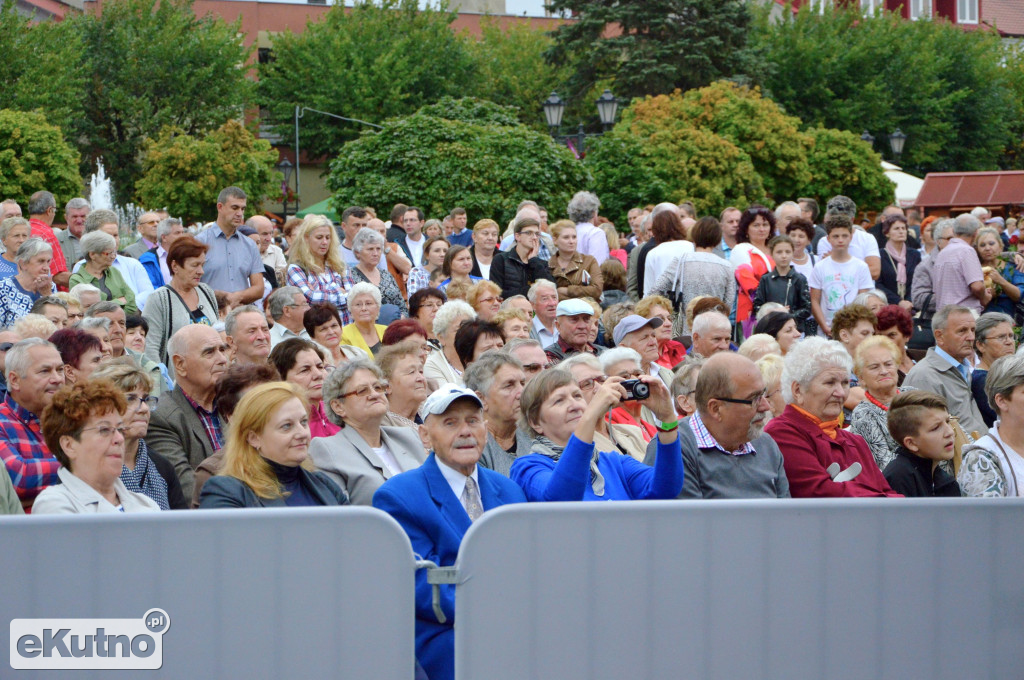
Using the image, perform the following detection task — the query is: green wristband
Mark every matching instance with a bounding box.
[657,419,679,432]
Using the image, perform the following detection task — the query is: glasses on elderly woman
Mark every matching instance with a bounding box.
[79,424,128,439]
[126,395,159,410]
[577,375,607,392]
[339,382,389,400]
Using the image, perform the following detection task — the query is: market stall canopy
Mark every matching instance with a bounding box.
[916,170,1024,210]
[295,197,339,222]
[882,161,923,208]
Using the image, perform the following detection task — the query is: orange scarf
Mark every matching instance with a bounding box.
[792,404,843,440]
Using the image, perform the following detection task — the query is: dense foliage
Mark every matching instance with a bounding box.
[135,121,279,224]
[0,110,83,208]
[326,98,591,226]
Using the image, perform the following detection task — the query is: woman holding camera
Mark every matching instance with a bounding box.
[509,368,683,502]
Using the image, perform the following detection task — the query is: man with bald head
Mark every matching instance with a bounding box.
[247,214,287,283]
[644,352,788,498]
[146,324,230,498]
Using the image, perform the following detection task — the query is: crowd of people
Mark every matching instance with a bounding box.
[0,187,1020,680]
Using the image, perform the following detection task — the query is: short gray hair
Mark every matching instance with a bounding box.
[84,209,118,234]
[933,218,955,241]
[27,191,55,215]
[157,217,182,242]
[567,191,601,223]
[217,186,247,204]
[80,230,116,258]
[14,237,52,264]
[774,201,800,218]
[599,346,642,372]
[692,310,731,337]
[672,356,705,402]
[932,304,975,334]
[0,216,28,241]
[954,213,982,238]
[826,195,857,219]
[70,283,101,301]
[76,316,111,334]
[500,295,528,310]
[781,336,852,402]
[322,358,382,426]
[166,325,191,360]
[464,351,524,396]
[852,290,887,307]
[351,226,386,255]
[433,300,476,338]
[224,304,265,337]
[504,337,543,356]
[85,300,121,317]
[64,197,90,213]
[267,286,303,321]
[975,312,1014,344]
[557,352,603,374]
[5,338,56,382]
[985,353,1024,417]
[526,279,557,303]
[348,281,382,308]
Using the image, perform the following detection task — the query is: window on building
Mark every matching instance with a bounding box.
[909,0,932,19]
[860,0,881,13]
[957,0,978,23]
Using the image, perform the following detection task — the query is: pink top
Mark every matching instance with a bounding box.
[309,401,340,439]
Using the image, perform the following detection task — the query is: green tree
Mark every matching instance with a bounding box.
[135,120,279,224]
[753,4,1015,172]
[464,17,571,128]
[0,109,82,207]
[259,0,475,159]
[802,127,895,211]
[545,0,762,106]
[0,2,86,136]
[72,0,254,202]
[623,82,811,202]
[326,98,591,226]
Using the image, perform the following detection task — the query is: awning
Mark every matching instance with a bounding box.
[915,170,1024,209]
[295,197,339,222]
[881,161,924,208]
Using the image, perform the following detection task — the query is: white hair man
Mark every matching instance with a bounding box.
[123,211,162,259]
[266,286,311,347]
[933,213,991,314]
[464,351,530,476]
[56,197,90,265]
[527,279,559,347]
[224,304,271,365]
[690,311,733,358]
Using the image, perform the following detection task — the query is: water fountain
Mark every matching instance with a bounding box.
[88,161,113,212]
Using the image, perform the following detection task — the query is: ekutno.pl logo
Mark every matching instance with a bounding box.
[10,609,170,670]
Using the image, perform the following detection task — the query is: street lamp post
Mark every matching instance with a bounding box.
[277,158,294,219]
[543,89,620,155]
[861,128,909,163]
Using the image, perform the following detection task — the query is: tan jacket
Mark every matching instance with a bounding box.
[548,252,603,300]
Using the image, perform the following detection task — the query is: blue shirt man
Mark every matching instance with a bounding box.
[195,187,264,306]
[373,386,526,680]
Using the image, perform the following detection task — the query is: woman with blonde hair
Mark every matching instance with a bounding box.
[286,214,356,325]
[547,219,602,301]
[467,280,503,322]
[469,218,500,279]
[848,335,912,472]
[198,382,349,508]
[755,353,786,420]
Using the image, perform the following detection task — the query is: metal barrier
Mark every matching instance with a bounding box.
[1,507,416,679]
[454,499,1024,680]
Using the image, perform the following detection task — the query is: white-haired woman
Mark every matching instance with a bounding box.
[68,231,137,315]
[350,227,408,316]
[960,354,1024,497]
[286,214,356,324]
[339,282,387,359]
[0,238,57,327]
[852,290,887,316]
[0,216,29,280]
[560,354,648,462]
[764,336,901,498]
[737,334,781,362]
[308,359,427,505]
[424,300,476,386]
[754,353,785,420]
[600,346,658,441]
[848,336,914,471]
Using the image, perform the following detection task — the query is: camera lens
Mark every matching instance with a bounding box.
[633,382,650,399]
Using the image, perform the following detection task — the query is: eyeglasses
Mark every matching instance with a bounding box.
[79,424,128,439]
[339,382,389,399]
[577,375,607,391]
[615,370,643,379]
[479,296,502,306]
[986,333,1016,344]
[519,230,540,237]
[712,391,768,407]
[126,394,159,410]
[0,342,13,352]
[419,301,443,310]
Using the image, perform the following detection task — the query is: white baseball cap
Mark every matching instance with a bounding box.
[419,384,484,419]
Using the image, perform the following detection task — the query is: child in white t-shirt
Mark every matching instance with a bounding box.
[810,214,874,337]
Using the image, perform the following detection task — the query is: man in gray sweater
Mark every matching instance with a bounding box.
[644,352,789,498]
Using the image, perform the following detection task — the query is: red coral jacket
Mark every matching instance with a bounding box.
[764,404,902,498]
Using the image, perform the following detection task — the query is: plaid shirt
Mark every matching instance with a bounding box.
[286,264,355,325]
[0,395,59,511]
[182,391,224,452]
[406,266,432,298]
[689,411,756,457]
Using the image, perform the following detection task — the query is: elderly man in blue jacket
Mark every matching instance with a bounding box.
[373,385,527,680]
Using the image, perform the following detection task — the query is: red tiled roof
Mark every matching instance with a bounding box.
[916,171,1024,208]
[983,0,1024,36]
